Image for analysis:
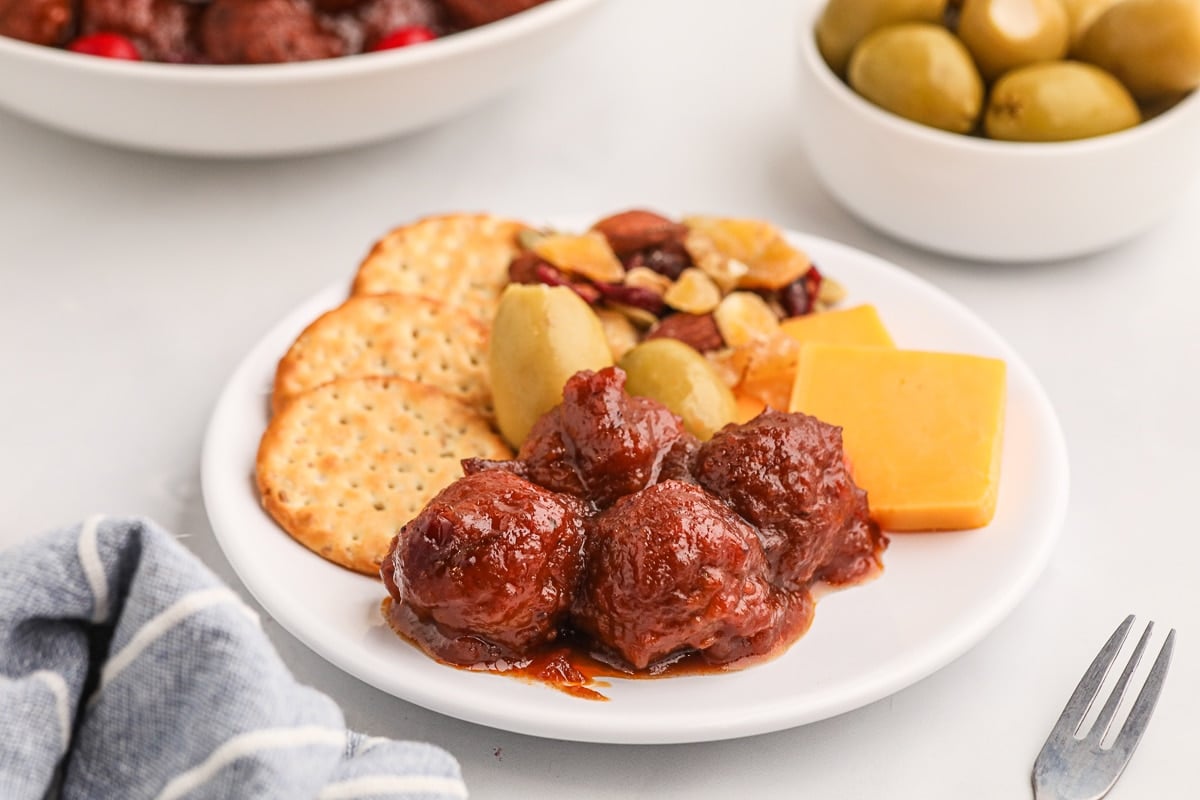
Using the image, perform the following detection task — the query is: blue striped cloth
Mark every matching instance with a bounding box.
[0,516,468,800]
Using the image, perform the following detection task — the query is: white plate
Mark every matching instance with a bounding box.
[201,230,1069,744]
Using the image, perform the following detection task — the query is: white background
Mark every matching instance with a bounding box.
[1,0,1196,796]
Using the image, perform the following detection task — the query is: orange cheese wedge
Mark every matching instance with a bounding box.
[789,344,1006,531]
[780,304,895,349]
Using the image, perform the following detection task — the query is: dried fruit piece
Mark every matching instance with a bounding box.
[684,229,749,293]
[647,313,724,353]
[684,216,811,290]
[595,282,666,316]
[735,333,801,411]
[684,216,777,261]
[623,266,673,296]
[780,268,819,317]
[706,348,746,389]
[624,242,691,280]
[663,268,722,315]
[746,236,812,291]
[521,261,602,305]
[591,210,688,256]
[533,232,625,284]
[713,292,781,348]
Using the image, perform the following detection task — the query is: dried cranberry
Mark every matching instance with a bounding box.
[623,242,691,281]
[526,263,601,305]
[595,282,666,316]
[370,24,436,50]
[533,262,570,287]
[569,282,602,305]
[67,32,141,60]
[780,264,824,317]
[508,254,602,304]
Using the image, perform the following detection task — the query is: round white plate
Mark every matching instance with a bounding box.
[201,230,1069,744]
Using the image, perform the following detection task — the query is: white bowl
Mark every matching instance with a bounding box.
[794,1,1200,262]
[0,0,603,158]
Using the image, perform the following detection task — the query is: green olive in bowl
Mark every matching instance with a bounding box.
[848,23,984,134]
[1076,0,1200,101]
[985,60,1140,141]
[957,0,1069,81]
[1059,0,1122,51]
[816,0,948,75]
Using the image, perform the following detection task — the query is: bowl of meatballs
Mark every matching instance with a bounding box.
[0,0,605,156]
[795,0,1200,262]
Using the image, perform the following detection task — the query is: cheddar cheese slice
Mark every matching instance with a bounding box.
[780,304,896,349]
[789,344,1006,531]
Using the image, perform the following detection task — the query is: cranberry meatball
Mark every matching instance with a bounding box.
[440,0,543,28]
[79,0,197,62]
[511,367,698,508]
[201,0,343,64]
[695,409,886,589]
[0,0,73,46]
[383,470,587,664]
[572,480,780,671]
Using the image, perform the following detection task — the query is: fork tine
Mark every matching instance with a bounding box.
[1046,615,1134,747]
[1087,621,1154,744]
[1109,629,1176,762]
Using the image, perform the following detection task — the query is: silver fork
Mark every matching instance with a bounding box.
[1032,615,1176,800]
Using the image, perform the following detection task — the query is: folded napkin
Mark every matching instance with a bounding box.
[0,516,467,800]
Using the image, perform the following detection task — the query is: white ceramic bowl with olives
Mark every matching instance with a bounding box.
[795,0,1200,261]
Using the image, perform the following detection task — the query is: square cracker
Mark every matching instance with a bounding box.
[351,213,528,317]
[271,293,490,416]
[256,375,513,576]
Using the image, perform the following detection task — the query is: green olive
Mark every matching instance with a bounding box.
[957,0,1069,81]
[1059,0,1122,52]
[816,0,948,75]
[848,23,984,134]
[618,338,736,441]
[985,61,1140,141]
[489,284,613,448]
[1077,0,1200,101]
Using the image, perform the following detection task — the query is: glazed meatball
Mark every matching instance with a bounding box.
[201,0,343,64]
[0,0,73,46]
[695,409,886,589]
[384,470,587,663]
[440,0,543,28]
[513,367,698,509]
[572,480,779,671]
[79,0,197,62]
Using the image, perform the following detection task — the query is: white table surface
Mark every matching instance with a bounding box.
[1,0,1196,796]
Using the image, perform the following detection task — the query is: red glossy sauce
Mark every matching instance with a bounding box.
[384,587,831,701]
